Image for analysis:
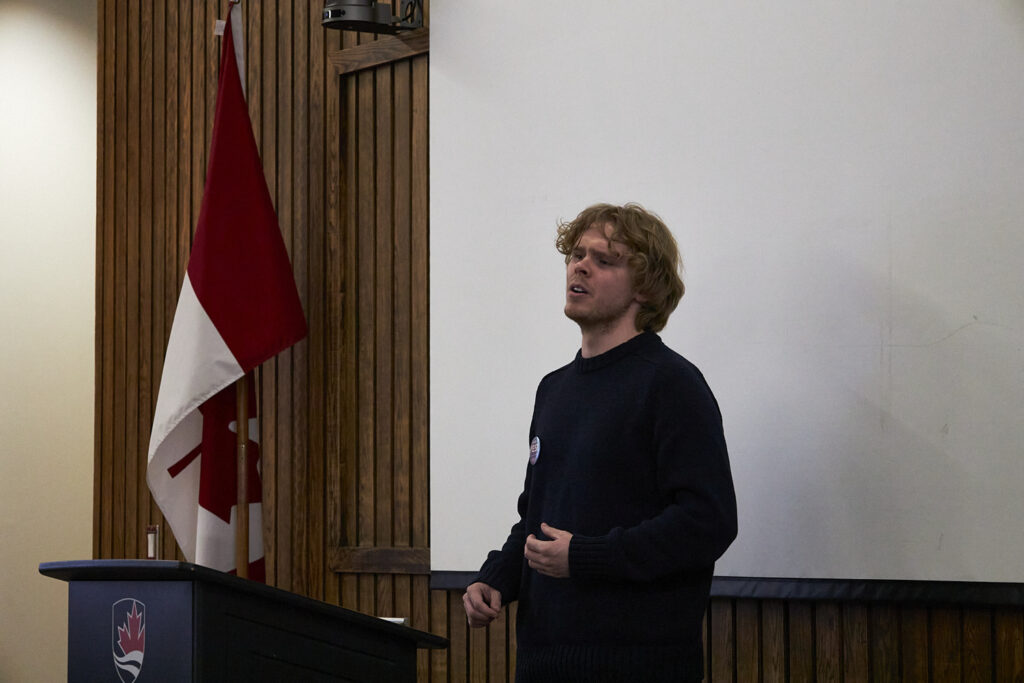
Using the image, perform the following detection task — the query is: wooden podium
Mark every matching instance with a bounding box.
[40,560,447,682]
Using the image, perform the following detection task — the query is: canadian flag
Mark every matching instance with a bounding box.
[147,5,306,581]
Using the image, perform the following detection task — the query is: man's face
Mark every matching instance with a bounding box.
[564,223,642,333]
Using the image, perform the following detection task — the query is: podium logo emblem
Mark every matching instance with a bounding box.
[112,598,146,683]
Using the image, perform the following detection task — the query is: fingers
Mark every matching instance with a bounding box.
[464,596,495,627]
[465,585,499,619]
[540,522,566,538]
[524,534,552,572]
[524,533,542,554]
[486,585,502,612]
[463,582,502,628]
[524,534,545,564]
[525,524,572,579]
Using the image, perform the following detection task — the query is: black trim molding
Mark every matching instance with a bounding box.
[431,571,1024,607]
[431,571,477,591]
[711,576,1024,606]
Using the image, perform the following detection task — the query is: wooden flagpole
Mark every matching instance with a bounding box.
[235,374,249,579]
[229,0,249,582]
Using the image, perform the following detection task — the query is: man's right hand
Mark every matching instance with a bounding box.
[463,582,502,628]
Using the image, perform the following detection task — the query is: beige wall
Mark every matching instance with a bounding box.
[0,0,96,679]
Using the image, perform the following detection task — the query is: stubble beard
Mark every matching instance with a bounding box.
[564,297,636,336]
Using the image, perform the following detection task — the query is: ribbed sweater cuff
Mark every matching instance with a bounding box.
[568,534,615,580]
[474,566,514,603]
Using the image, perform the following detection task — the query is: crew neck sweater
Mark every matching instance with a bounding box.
[474,332,738,683]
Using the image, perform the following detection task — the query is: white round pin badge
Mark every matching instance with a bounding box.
[529,436,541,465]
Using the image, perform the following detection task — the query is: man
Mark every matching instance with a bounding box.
[463,203,738,682]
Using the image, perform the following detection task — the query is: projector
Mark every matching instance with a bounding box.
[322,1,423,34]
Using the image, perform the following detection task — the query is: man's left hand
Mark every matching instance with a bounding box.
[525,522,573,578]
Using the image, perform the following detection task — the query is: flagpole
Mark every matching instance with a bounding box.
[236,374,249,579]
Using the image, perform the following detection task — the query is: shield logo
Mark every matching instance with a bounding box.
[111,598,146,683]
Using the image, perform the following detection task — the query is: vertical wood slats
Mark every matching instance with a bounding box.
[112,0,127,563]
[95,2,1024,682]
[699,599,1024,683]
[434,598,1024,682]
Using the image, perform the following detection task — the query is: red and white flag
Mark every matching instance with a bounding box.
[147,6,306,581]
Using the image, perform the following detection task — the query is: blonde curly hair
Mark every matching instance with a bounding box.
[556,203,684,333]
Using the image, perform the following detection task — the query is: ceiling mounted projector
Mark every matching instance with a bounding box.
[322,1,423,34]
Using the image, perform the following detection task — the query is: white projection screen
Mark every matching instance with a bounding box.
[429,1,1024,583]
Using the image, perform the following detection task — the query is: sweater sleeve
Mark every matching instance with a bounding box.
[568,366,738,582]
[471,443,534,603]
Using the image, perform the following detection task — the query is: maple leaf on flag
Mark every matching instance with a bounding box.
[196,380,261,524]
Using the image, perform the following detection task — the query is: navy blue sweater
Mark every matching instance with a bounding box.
[474,332,737,682]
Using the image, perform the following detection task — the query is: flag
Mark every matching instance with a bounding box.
[147,5,307,581]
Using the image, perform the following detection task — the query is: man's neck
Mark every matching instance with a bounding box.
[579,324,643,358]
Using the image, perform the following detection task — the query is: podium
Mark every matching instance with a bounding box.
[40,560,447,682]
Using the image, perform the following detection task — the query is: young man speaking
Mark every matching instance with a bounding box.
[463,203,738,682]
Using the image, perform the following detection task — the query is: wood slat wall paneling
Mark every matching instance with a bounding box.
[869,605,899,681]
[305,0,328,604]
[995,608,1024,680]
[842,604,870,681]
[124,0,140,563]
[137,0,155,565]
[355,51,377,619]
[96,3,1024,681]
[336,27,354,559]
[710,598,735,680]
[761,600,786,682]
[286,0,307,599]
[931,608,962,682]
[902,606,930,679]
[283,0,300,595]
[412,577,432,680]
[204,0,218,166]
[373,56,394,555]
[736,599,760,680]
[963,607,993,682]
[299,0,315,600]
[468,611,488,682]
[257,0,280,589]
[189,0,205,233]
[175,0,191,321]
[410,51,430,570]
[112,0,127,562]
[788,601,816,682]
[487,609,508,683]
[148,0,167,565]
[162,0,183,565]
[275,0,297,594]
[337,24,360,622]
[816,602,843,682]
[411,47,432,674]
[373,56,395,625]
[322,19,344,613]
[449,590,469,682]
[431,587,450,681]
[393,59,414,563]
